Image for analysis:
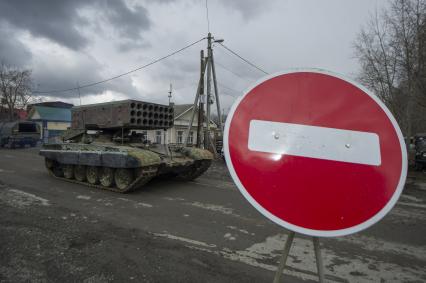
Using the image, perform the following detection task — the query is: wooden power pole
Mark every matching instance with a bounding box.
[185,33,224,155]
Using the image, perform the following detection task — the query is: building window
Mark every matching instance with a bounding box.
[188,131,194,144]
[177,130,183,144]
[155,130,162,144]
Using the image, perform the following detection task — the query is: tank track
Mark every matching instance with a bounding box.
[45,162,158,193]
[175,160,212,181]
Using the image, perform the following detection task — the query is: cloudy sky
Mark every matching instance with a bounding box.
[0,0,388,112]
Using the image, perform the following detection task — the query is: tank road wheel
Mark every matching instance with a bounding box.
[114,168,135,192]
[63,164,74,179]
[99,167,115,187]
[86,166,99,184]
[74,165,87,182]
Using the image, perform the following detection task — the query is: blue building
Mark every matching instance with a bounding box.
[27,103,72,141]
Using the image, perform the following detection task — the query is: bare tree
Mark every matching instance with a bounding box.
[0,62,33,121]
[354,0,426,136]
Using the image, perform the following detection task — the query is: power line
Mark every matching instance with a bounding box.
[218,82,242,95]
[221,91,239,98]
[33,38,206,94]
[217,42,269,75]
[215,60,251,82]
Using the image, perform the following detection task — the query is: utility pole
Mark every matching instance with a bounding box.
[185,33,224,154]
[196,50,205,147]
[185,50,207,146]
[204,33,213,149]
[166,83,173,145]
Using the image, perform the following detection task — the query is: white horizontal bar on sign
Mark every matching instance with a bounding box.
[248,120,381,166]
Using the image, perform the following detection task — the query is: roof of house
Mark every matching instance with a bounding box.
[173,104,218,127]
[29,101,74,109]
[173,104,194,118]
[29,106,71,122]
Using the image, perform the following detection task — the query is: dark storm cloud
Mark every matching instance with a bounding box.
[0,25,32,67]
[99,0,150,40]
[33,56,140,99]
[0,0,89,50]
[0,0,151,101]
[0,0,151,51]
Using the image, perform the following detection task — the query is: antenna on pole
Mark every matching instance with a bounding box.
[76,82,85,129]
[76,82,82,106]
[168,83,173,105]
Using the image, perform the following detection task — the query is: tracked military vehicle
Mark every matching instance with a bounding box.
[39,100,213,193]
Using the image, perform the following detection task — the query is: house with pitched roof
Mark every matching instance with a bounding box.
[144,104,217,145]
[27,104,72,140]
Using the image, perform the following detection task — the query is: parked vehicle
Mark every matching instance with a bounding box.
[0,121,40,148]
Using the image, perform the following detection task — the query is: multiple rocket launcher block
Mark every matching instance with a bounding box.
[71,100,174,130]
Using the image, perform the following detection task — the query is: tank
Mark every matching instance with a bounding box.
[39,99,213,193]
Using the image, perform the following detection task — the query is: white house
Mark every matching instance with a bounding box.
[143,104,218,145]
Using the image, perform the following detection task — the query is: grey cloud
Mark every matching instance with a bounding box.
[0,24,32,67]
[0,0,151,51]
[33,55,139,100]
[217,0,269,18]
[100,0,150,40]
[0,0,89,50]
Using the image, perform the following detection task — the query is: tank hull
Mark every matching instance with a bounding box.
[40,143,213,193]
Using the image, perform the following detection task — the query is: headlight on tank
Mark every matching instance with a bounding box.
[423,152,426,157]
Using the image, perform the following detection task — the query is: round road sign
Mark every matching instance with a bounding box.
[224,69,407,237]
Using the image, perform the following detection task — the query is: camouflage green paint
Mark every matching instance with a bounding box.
[128,149,161,166]
[114,168,135,190]
[86,166,99,184]
[179,147,214,160]
[99,167,114,187]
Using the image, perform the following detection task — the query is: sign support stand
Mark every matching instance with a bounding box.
[272,232,325,283]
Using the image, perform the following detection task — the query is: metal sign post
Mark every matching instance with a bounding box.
[272,232,325,283]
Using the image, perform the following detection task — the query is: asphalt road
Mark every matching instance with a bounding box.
[0,147,425,282]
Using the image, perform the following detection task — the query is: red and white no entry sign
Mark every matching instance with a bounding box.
[224,69,407,237]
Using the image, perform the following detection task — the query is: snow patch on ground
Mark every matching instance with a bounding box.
[227,225,254,236]
[186,201,235,216]
[159,231,426,282]
[400,194,423,203]
[224,233,236,241]
[76,195,91,200]
[154,233,216,248]
[136,202,153,208]
[0,188,50,208]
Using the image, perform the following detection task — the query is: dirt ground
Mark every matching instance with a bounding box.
[0,180,269,283]
[1,148,425,282]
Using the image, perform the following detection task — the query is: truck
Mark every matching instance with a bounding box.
[0,121,40,148]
